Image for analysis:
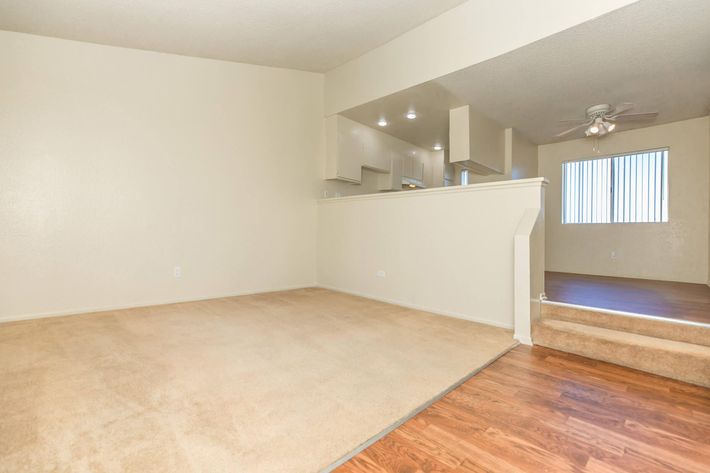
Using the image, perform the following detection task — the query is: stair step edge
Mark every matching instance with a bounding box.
[541,300,710,327]
[540,301,710,347]
[536,319,710,356]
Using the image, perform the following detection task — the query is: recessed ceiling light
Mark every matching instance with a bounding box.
[406,111,417,120]
[408,184,416,188]
[433,144,443,151]
[377,119,388,127]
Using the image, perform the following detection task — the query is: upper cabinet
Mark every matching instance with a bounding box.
[449,105,505,175]
[324,115,433,189]
[377,154,403,191]
[325,115,364,182]
[401,153,424,181]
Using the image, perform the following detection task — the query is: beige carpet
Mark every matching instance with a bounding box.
[0,288,515,472]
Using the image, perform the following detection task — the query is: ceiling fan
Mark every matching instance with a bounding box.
[555,103,658,138]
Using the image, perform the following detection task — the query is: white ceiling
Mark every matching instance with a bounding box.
[343,0,710,147]
[0,0,466,72]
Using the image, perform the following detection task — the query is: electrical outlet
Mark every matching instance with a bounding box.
[610,251,617,261]
[376,270,386,278]
[173,266,182,278]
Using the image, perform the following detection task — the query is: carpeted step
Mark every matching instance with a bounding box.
[532,319,710,387]
[541,302,710,346]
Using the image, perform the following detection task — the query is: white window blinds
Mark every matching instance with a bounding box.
[562,149,668,224]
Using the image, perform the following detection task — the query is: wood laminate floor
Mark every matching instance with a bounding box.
[545,271,710,324]
[335,345,710,473]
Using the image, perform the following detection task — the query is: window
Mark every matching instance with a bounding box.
[562,148,668,224]
[460,169,469,186]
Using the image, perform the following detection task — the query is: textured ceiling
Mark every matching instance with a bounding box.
[344,0,710,146]
[0,0,467,72]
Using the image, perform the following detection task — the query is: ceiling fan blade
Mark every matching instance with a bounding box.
[611,112,659,121]
[555,122,590,137]
[608,102,634,117]
[558,118,591,125]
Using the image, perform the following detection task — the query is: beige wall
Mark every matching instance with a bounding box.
[511,130,539,180]
[539,117,710,283]
[0,31,324,321]
[324,0,637,115]
[467,128,538,185]
[317,179,546,329]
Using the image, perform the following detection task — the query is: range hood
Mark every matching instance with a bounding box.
[449,105,505,175]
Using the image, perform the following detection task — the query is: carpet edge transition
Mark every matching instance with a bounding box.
[320,342,520,472]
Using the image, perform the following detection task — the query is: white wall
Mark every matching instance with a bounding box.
[539,117,710,283]
[317,179,546,329]
[0,31,324,321]
[324,0,637,115]
[514,206,545,344]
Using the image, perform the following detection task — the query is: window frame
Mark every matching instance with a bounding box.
[561,147,669,225]
[460,168,469,186]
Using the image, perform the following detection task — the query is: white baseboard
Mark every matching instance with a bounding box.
[0,284,315,324]
[514,335,533,346]
[318,284,514,330]
[3,284,518,332]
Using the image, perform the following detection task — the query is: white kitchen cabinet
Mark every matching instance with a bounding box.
[325,114,433,189]
[377,154,403,191]
[362,130,390,172]
[325,115,362,182]
[401,154,424,181]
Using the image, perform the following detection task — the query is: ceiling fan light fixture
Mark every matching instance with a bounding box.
[607,122,616,132]
[588,116,611,135]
